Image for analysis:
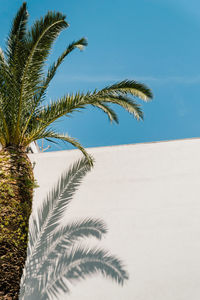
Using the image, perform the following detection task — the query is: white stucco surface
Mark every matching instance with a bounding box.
[29,138,200,300]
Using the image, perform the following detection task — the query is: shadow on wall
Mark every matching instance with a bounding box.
[19,158,128,300]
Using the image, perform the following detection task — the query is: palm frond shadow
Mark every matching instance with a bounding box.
[19,158,128,300]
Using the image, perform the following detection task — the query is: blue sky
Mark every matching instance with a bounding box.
[1,0,200,151]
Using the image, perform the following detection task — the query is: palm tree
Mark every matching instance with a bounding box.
[0,2,152,299]
[19,158,128,300]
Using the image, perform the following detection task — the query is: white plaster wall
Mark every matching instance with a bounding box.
[29,138,200,300]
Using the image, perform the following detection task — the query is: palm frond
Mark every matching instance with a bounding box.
[42,131,93,166]
[31,81,146,130]
[26,130,93,165]
[100,79,153,101]
[92,102,119,123]
[0,46,18,142]
[43,38,88,95]
[6,2,28,63]
[21,38,88,136]
[4,3,29,130]
[33,92,88,127]
[91,93,144,120]
[0,94,9,143]
[14,11,69,142]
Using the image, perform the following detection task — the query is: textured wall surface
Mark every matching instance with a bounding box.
[29,138,200,300]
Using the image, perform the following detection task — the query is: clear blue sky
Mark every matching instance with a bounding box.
[1,0,200,151]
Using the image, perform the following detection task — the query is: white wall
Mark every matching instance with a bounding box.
[29,138,200,300]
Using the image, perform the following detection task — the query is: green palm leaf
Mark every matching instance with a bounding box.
[6,2,28,68]
[92,102,119,123]
[100,79,153,100]
[0,2,152,163]
[14,11,69,141]
[44,38,88,92]
[25,38,88,129]
[25,130,94,165]
[28,80,151,137]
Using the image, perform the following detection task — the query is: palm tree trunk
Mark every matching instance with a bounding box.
[0,147,34,300]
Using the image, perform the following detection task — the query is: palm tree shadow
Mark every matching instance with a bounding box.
[19,158,128,300]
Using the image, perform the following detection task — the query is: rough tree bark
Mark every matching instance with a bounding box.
[0,147,34,300]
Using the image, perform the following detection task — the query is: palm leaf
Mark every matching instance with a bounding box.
[14,11,69,142]
[92,102,119,123]
[29,79,151,136]
[5,3,29,134]
[6,2,28,63]
[21,38,88,136]
[100,79,153,101]
[25,130,93,165]
[43,38,88,95]
[91,93,144,120]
